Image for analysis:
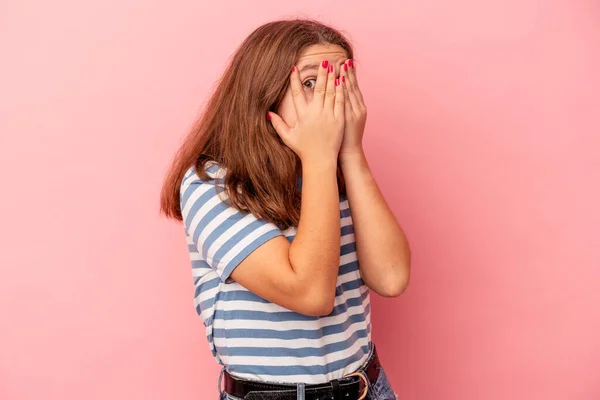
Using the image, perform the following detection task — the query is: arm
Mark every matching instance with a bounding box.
[337,59,411,297]
[339,150,411,297]
[230,159,340,316]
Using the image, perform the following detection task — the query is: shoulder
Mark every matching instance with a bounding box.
[180,160,226,193]
[179,161,229,215]
[181,161,225,187]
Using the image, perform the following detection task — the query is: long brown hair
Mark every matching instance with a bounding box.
[160,19,353,230]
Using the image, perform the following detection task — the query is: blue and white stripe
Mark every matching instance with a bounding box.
[180,161,372,384]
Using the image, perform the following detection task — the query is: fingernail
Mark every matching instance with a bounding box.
[349,59,354,68]
[322,60,329,69]
[291,66,296,73]
[335,78,340,86]
[343,64,348,71]
[329,65,334,73]
[342,76,345,83]
[267,112,271,121]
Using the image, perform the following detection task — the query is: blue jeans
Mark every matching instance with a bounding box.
[218,362,397,400]
[366,365,397,400]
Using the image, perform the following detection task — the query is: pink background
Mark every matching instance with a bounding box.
[1,1,599,399]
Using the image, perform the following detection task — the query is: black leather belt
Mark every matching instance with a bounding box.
[223,345,381,400]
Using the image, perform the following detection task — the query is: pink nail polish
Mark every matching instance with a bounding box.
[322,60,329,69]
[335,78,340,86]
[267,112,271,121]
[343,64,348,71]
[342,76,345,83]
[349,59,354,68]
[291,66,296,73]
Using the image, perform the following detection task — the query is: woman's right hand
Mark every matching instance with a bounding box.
[268,60,345,164]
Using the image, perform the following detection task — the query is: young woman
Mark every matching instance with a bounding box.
[160,19,410,400]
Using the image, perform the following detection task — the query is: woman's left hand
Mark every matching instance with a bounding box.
[339,59,367,159]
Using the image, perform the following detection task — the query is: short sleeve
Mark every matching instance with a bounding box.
[180,166,284,283]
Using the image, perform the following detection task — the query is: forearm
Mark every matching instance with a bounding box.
[289,158,341,307]
[340,150,411,297]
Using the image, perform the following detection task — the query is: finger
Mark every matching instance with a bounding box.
[324,63,337,111]
[312,60,331,107]
[267,112,292,145]
[334,75,345,119]
[289,66,308,116]
[340,64,354,115]
[346,59,365,106]
[343,61,361,113]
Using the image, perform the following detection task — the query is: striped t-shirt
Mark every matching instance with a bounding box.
[180,161,372,384]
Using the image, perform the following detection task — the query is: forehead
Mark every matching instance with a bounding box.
[296,43,348,67]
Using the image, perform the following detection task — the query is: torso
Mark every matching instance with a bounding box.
[182,162,372,384]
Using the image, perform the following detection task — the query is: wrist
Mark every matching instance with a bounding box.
[300,155,339,171]
[338,147,366,166]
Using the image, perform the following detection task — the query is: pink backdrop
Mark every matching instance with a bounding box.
[1,1,599,399]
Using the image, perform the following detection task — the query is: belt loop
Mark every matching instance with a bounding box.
[297,382,305,400]
[217,366,226,398]
[331,379,342,400]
